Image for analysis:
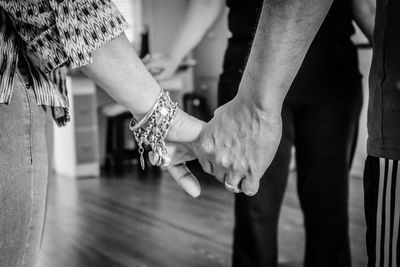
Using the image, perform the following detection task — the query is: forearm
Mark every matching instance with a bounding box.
[168,0,224,63]
[237,0,333,115]
[80,34,161,119]
[352,0,375,43]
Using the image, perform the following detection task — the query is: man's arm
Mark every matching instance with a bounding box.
[191,0,334,195]
[238,0,334,113]
[352,0,376,43]
[145,0,224,80]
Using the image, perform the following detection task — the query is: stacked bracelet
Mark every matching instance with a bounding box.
[129,89,178,170]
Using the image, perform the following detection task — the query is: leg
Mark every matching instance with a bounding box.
[364,156,400,267]
[0,73,49,267]
[294,88,362,267]
[233,103,295,267]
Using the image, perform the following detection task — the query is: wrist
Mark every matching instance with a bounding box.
[228,96,282,131]
[234,73,283,119]
[131,86,163,121]
[167,108,204,143]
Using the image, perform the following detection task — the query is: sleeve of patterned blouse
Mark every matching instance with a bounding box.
[0,0,130,72]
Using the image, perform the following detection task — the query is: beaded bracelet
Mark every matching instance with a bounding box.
[129,89,178,170]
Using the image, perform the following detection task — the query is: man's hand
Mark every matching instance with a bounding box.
[192,96,282,196]
[160,0,332,197]
[180,0,334,196]
[165,85,283,197]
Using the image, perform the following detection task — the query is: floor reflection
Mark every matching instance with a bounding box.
[38,165,366,267]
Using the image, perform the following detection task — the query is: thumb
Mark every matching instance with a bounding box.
[168,163,201,198]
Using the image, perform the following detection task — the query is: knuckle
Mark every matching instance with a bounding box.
[242,186,258,196]
[199,159,213,175]
[219,157,231,169]
[241,177,259,196]
[215,173,225,183]
[234,162,247,174]
[243,189,258,196]
[225,175,234,184]
[203,165,212,175]
[232,159,250,173]
[200,140,214,155]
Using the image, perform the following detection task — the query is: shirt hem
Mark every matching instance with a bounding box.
[367,141,400,160]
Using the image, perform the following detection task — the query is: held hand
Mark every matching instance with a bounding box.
[192,96,282,196]
[163,109,205,198]
[143,54,180,81]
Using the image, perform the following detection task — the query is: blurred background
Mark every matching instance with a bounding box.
[38,0,372,266]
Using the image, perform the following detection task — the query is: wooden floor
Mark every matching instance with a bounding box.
[38,164,367,267]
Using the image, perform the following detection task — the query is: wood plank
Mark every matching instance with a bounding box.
[38,166,367,267]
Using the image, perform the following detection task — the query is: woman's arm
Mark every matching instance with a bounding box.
[82,34,204,198]
[1,0,204,197]
[80,33,203,143]
[79,35,204,199]
[80,34,163,120]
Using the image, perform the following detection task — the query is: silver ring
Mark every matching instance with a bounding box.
[224,181,241,193]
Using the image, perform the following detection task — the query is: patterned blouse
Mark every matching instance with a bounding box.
[0,0,129,126]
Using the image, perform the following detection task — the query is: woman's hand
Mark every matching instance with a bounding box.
[163,108,205,198]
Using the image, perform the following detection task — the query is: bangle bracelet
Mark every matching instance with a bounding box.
[129,88,163,131]
[129,89,178,170]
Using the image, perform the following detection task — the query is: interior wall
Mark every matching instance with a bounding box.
[142,0,189,55]
[192,7,230,111]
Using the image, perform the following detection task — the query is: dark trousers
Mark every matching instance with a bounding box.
[225,84,362,267]
[364,156,400,267]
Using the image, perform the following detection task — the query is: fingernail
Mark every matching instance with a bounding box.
[179,178,201,198]
[245,191,256,196]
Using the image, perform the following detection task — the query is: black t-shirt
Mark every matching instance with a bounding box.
[367,0,400,159]
[222,0,361,102]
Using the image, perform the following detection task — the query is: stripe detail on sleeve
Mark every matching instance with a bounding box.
[375,159,400,267]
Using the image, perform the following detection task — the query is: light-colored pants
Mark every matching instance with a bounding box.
[0,69,50,267]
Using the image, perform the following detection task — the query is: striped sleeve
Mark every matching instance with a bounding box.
[0,8,19,104]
